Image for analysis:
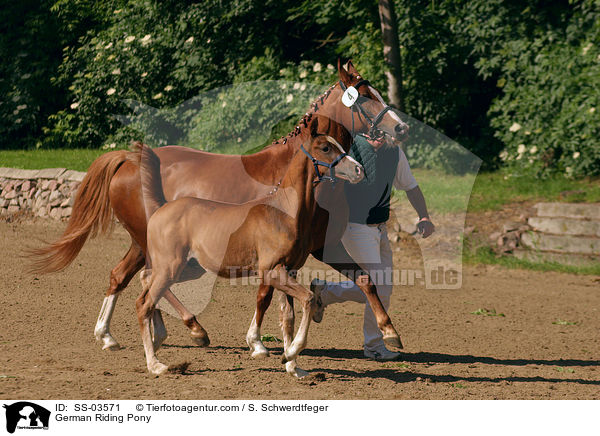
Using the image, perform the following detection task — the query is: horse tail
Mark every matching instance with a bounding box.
[129,141,167,220]
[28,150,128,274]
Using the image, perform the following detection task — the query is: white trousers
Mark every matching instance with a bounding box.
[321,222,394,350]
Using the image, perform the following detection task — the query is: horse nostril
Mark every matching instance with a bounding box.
[355,166,362,176]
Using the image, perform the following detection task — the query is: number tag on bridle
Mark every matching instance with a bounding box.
[341,86,359,107]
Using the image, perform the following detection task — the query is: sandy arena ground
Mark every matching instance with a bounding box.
[0,217,598,400]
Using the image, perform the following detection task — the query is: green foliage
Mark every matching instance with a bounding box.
[470,308,505,317]
[489,0,600,178]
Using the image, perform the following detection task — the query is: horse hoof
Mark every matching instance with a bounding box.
[190,333,210,347]
[99,336,120,351]
[149,362,169,376]
[251,349,270,359]
[293,368,309,379]
[383,335,403,350]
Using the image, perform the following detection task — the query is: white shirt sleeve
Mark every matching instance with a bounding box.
[393,147,418,191]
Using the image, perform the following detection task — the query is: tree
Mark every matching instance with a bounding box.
[378,0,403,110]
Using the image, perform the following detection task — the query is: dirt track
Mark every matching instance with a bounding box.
[1,218,599,400]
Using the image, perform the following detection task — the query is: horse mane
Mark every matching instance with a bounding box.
[268,82,338,147]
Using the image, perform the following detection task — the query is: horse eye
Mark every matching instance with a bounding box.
[322,146,330,153]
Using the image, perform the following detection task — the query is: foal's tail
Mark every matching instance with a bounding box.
[28,150,128,273]
[129,142,167,220]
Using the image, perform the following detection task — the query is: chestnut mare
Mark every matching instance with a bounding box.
[30,60,408,355]
[135,115,363,376]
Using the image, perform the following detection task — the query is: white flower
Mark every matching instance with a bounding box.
[109,142,116,149]
[524,130,531,135]
[105,42,113,49]
[185,36,194,44]
[566,166,573,175]
[124,35,135,44]
[529,146,538,154]
[164,85,174,92]
[280,83,287,90]
[113,9,122,14]
[509,122,522,132]
[516,153,522,160]
[21,73,31,79]
[152,92,163,100]
[573,151,580,159]
[122,47,130,52]
[70,102,79,109]
[590,107,596,113]
[300,84,306,91]
[15,118,22,123]
[106,88,116,96]
[12,110,18,115]
[313,62,322,72]
[279,68,286,75]
[327,64,334,70]
[111,68,121,75]
[141,72,148,78]
[16,104,27,110]
[582,43,593,55]
[141,34,152,45]
[206,38,211,43]
[221,101,227,108]
[237,137,242,143]
[286,94,293,103]
[299,70,308,79]
[293,82,300,90]
[499,150,508,161]
[517,144,526,154]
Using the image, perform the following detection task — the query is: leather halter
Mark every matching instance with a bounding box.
[299,143,347,184]
[339,79,398,139]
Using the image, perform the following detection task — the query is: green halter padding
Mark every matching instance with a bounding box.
[348,134,378,186]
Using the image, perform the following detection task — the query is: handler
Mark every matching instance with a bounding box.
[311,130,435,361]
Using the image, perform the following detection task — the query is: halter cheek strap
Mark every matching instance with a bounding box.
[300,144,347,184]
[339,79,395,139]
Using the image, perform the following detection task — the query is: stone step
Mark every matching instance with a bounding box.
[513,249,599,268]
[535,202,600,219]
[521,231,600,255]
[528,216,600,237]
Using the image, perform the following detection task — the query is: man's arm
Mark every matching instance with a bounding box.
[405,186,435,238]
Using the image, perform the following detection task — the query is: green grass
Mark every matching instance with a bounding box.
[464,245,600,275]
[468,171,600,212]
[260,334,281,343]
[0,149,106,172]
[471,308,505,317]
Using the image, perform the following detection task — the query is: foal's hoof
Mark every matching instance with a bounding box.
[148,362,169,376]
[251,348,270,359]
[285,361,308,378]
[190,332,210,347]
[98,335,120,351]
[383,334,403,350]
[190,327,210,347]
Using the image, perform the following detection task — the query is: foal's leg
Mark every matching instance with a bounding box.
[95,242,145,350]
[313,245,402,349]
[263,265,316,377]
[278,293,308,378]
[246,284,273,358]
[137,269,171,375]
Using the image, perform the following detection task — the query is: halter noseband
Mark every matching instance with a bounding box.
[339,80,398,139]
[299,143,347,184]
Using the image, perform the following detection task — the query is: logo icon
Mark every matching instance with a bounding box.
[3,402,50,434]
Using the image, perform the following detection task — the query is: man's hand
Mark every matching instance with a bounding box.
[417,217,435,238]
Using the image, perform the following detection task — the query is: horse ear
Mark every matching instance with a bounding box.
[337,58,352,85]
[346,60,359,75]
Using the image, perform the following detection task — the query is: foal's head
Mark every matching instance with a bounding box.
[303,115,364,185]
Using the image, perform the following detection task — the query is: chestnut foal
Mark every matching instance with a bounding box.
[135,116,363,376]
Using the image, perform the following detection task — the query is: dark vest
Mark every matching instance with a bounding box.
[345,136,399,225]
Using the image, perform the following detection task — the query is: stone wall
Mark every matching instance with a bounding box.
[0,167,85,219]
[514,202,600,267]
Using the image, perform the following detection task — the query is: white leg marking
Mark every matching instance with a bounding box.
[246,311,270,358]
[142,314,168,375]
[151,310,168,352]
[94,295,121,350]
